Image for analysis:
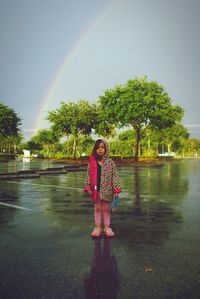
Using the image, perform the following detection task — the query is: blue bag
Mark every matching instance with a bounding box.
[111,195,120,209]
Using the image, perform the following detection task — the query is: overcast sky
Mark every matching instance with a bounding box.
[1,0,200,140]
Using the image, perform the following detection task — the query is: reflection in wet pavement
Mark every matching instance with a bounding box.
[84,238,120,299]
[0,159,200,298]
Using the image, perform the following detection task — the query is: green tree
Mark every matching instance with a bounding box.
[98,77,184,161]
[48,100,97,158]
[26,129,59,156]
[0,103,21,137]
[94,113,116,139]
[78,135,94,156]
[159,124,189,154]
[25,137,43,154]
[63,135,94,157]
[118,130,135,141]
[188,138,200,157]
[117,129,135,156]
[139,127,160,157]
[35,129,60,157]
[0,103,22,155]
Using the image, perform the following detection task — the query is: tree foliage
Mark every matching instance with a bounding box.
[118,130,135,141]
[98,77,184,160]
[0,103,21,137]
[159,123,189,153]
[0,103,22,155]
[25,129,60,156]
[47,99,97,158]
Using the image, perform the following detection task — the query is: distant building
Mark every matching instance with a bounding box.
[158,152,175,157]
[23,150,30,158]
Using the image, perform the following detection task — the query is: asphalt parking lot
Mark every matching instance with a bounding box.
[0,160,200,299]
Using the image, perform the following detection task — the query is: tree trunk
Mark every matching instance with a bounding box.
[73,136,77,159]
[46,145,49,157]
[14,143,17,157]
[162,144,165,154]
[148,137,151,156]
[66,135,69,157]
[167,143,171,154]
[134,127,140,161]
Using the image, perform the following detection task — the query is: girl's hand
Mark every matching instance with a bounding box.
[111,207,117,214]
[112,193,119,213]
[87,190,92,196]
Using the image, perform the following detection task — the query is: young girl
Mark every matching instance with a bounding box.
[84,139,122,237]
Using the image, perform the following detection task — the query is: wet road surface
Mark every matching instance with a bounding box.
[0,159,200,298]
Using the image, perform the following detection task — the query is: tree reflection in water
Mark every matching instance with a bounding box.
[133,167,141,216]
[114,164,188,245]
[84,238,120,299]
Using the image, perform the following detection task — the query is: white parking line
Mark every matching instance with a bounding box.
[0,202,31,211]
[5,181,83,191]
[5,180,129,192]
[64,176,84,180]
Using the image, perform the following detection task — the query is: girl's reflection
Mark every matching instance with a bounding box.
[84,238,120,299]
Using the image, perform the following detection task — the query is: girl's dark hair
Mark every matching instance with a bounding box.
[92,139,106,159]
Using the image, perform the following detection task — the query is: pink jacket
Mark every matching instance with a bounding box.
[84,153,122,202]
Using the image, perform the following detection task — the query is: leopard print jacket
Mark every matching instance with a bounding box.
[84,157,122,202]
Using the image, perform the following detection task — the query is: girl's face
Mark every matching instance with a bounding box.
[96,142,106,157]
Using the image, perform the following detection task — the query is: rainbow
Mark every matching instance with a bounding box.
[33,0,118,133]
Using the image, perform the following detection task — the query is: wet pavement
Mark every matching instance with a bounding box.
[0,159,200,298]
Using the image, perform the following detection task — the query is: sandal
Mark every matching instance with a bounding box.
[104,227,115,237]
[91,227,102,237]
